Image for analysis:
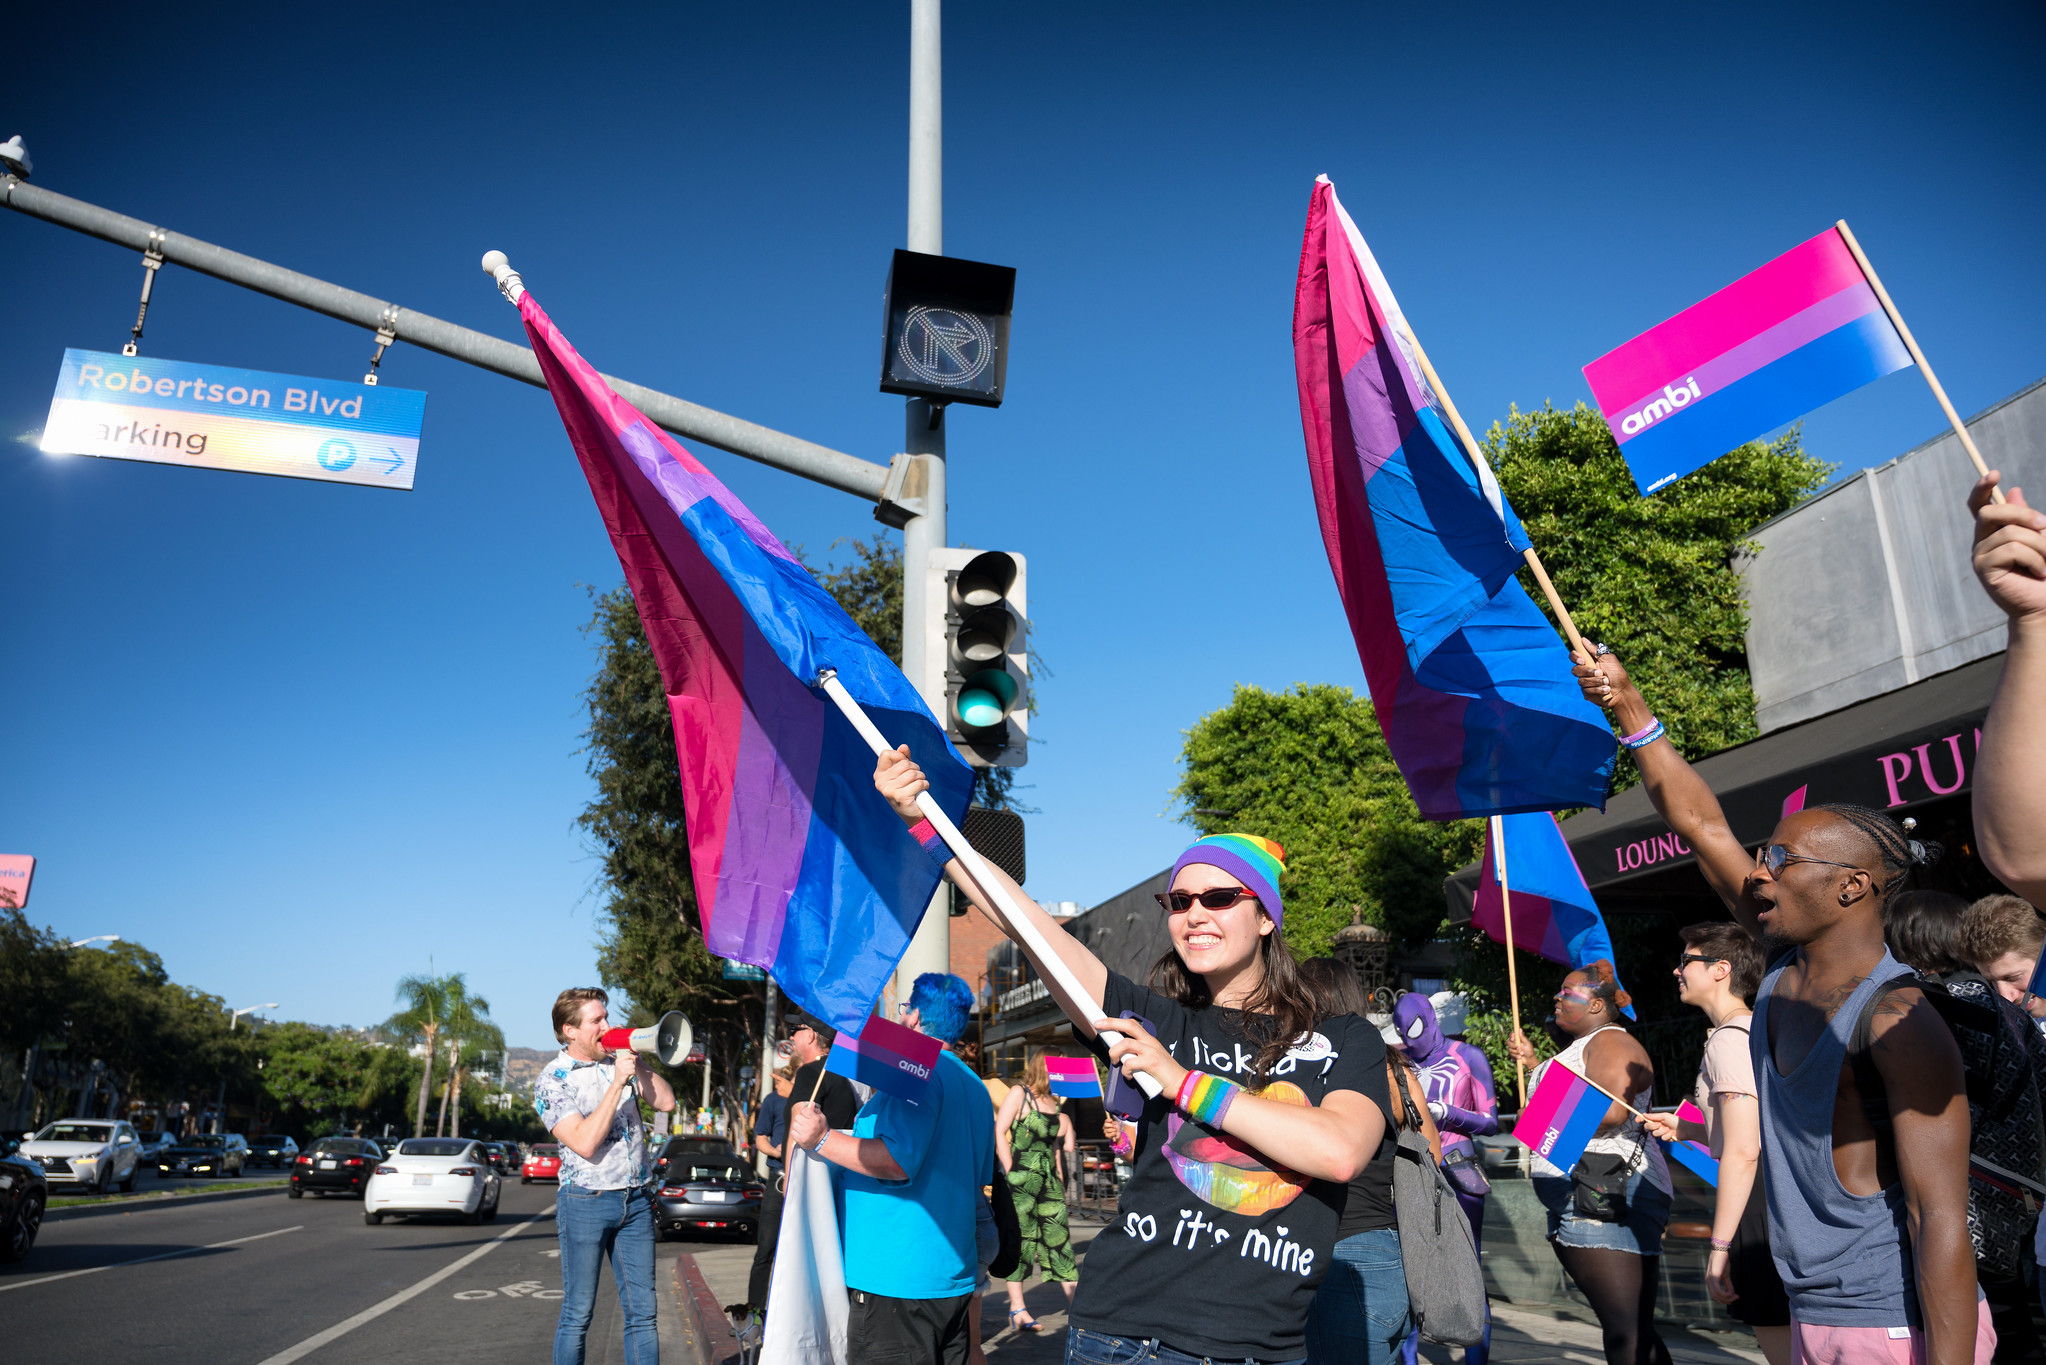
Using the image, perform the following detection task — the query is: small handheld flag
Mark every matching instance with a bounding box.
[1044,1057,1102,1099]
[1511,1060,1614,1172]
[1583,224,1911,495]
[1475,813,1634,1019]
[826,1015,944,1103]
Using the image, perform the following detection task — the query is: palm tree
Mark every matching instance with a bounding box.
[445,1023,506,1137]
[385,973,459,1138]
[432,980,493,1137]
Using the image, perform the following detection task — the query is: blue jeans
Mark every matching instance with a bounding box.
[1065,1326,1306,1365]
[555,1184,658,1365]
[1303,1226,1409,1365]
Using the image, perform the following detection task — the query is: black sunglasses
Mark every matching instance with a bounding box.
[1676,954,1722,970]
[1154,887,1259,914]
[1755,844,1863,878]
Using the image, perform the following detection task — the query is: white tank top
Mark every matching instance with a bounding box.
[1529,1024,1671,1191]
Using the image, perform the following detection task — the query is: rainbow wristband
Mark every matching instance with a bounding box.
[907,817,949,868]
[1175,1070,1241,1128]
[1620,718,1665,750]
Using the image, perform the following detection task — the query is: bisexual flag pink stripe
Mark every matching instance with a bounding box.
[1585,228,1868,405]
[1515,1064,1589,1142]
[1600,279,1886,441]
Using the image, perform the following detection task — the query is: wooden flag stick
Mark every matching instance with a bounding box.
[1834,220,2004,505]
[1402,331,1598,662]
[1493,815,1527,1106]
[814,670,1164,1100]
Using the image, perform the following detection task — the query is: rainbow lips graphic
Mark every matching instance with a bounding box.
[1162,1080,1309,1216]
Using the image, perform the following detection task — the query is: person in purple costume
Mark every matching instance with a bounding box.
[1394,992,1498,1365]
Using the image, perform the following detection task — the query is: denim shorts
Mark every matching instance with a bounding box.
[1533,1168,1670,1255]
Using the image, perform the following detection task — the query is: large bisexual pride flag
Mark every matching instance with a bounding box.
[519,292,974,1034]
[1473,813,1633,1017]
[1512,1059,1612,1171]
[1294,176,1615,820]
[1584,225,1911,495]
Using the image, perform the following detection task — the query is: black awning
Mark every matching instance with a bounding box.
[1443,653,2005,921]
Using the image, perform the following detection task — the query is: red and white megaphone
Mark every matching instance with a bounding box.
[598,1011,693,1066]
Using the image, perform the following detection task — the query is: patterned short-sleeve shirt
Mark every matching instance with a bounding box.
[532,1050,649,1190]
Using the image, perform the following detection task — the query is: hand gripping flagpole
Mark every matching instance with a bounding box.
[814,669,1164,1099]
[1492,815,1527,1106]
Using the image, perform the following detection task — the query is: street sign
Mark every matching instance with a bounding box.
[721,961,767,981]
[40,349,426,491]
[0,855,33,910]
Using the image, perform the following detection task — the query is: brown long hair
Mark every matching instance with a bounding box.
[1148,927,1324,1083]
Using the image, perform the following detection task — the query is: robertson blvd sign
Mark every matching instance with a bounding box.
[40,349,426,490]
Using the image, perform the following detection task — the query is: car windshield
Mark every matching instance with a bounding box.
[395,1139,472,1158]
[185,1135,227,1149]
[314,1139,365,1154]
[255,1136,291,1146]
[36,1123,114,1143]
[531,1145,560,1157]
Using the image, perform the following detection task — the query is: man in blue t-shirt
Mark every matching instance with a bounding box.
[787,973,994,1365]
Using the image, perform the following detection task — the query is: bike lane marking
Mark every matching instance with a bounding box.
[253,1204,555,1365]
[0,1224,303,1294]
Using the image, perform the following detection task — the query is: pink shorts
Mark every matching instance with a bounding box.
[1791,1297,1995,1365]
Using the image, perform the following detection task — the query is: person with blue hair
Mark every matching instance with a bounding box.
[789,972,995,1364]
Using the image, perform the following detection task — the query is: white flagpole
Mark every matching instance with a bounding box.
[814,670,1163,1098]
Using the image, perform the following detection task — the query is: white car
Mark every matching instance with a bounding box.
[22,1119,141,1193]
[363,1138,502,1225]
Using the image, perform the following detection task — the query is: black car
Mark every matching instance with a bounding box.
[653,1154,762,1241]
[652,1136,743,1185]
[487,1142,521,1175]
[249,1135,300,1169]
[289,1137,385,1198]
[0,1136,47,1262]
[159,1133,248,1177]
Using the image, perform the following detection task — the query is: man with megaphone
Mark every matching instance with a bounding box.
[534,987,680,1365]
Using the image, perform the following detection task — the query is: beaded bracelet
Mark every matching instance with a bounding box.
[1709,1236,1733,1251]
[907,817,950,868]
[1175,1070,1242,1128]
[1620,718,1665,750]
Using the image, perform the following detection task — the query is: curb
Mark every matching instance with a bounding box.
[673,1252,742,1365]
[42,1181,292,1221]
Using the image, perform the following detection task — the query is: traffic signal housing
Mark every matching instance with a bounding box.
[927,548,1028,767]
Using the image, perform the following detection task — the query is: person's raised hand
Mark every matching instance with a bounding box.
[1505,1028,1540,1069]
[786,1101,828,1155]
[1970,471,2046,625]
[1638,1110,1680,1143]
[1572,648,1632,712]
[1092,1017,1187,1099]
[874,744,928,825]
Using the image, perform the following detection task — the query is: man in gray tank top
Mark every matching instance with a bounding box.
[1577,652,1990,1365]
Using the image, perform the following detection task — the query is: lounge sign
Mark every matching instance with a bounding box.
[40,349,425,491]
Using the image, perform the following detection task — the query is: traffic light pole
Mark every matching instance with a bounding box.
[890,0,956,1002]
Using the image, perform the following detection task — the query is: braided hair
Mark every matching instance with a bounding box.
[1812,803,1942,902]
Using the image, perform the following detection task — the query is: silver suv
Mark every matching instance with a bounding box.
[22,1119,142,1193]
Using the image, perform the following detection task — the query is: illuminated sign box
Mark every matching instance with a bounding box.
[879,250,1015,408]
[40,349,426,491]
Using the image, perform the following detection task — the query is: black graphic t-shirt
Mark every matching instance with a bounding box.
[1071,972,1388,1360]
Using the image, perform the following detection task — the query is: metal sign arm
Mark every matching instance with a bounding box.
[1,174,889,501]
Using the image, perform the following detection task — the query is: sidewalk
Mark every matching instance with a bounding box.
[670,1219,1766,1365]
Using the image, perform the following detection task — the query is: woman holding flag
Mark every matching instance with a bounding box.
[875,748,1387,1365]
[1506,964,1673,1365]
[995,1053,1081,1331]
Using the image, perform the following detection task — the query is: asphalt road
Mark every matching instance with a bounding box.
[5,1180,712,1363]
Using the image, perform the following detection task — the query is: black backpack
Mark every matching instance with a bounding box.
[1849,970,2046,1284]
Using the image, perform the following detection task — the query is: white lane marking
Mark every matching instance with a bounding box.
[0,1224,303,1293]
[254,1204,555,1365]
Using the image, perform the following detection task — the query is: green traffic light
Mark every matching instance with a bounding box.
[957,668,1018,729]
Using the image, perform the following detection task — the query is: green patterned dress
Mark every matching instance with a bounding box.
[1004,1101,1077,1283]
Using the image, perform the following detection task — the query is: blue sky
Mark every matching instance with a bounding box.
[6,3,2042,1050]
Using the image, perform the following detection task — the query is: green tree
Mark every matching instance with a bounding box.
[386,973,462,1138]
[1173,406,1831,1086]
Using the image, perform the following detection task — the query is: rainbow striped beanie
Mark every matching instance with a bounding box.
[1170,833,1287,926]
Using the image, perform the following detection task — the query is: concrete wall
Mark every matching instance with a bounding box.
[1740,377,2045,731]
